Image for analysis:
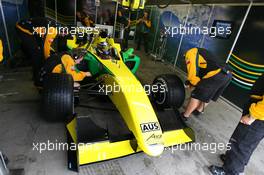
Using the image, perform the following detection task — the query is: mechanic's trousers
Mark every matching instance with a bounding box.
[122,28,130,51]
[16,28,43,85]
[137,32,149,53]
[223,120,264,175]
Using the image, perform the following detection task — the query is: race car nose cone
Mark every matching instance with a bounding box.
[147,144,164,157]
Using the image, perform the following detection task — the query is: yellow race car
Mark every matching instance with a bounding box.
[40,31,195,172]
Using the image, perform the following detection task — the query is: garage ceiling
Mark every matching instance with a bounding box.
[146,0,264,5]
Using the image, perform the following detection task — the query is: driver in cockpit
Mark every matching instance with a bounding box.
[96,41,112,59]
[95,36,119,61]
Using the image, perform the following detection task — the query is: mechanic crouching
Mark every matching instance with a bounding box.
[181,48,232,121]
[209,74,264,175]
[41,49,92,87]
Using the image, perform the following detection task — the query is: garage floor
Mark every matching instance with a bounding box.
[0,49,264,175]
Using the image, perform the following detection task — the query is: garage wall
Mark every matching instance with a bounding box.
[223,6,264,108]
[146,3,264,109]
[45,0,76,25]
[147,4,248,68]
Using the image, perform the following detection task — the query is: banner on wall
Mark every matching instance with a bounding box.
[228,54,264,90]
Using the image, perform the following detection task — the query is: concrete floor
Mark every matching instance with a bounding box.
[0,50,264,175]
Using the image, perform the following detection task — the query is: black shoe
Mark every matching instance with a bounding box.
[220,154,226,162]
[209,165,226,175]
[2,154,9,165]
[192,110,203,116]
[180,112,189,122]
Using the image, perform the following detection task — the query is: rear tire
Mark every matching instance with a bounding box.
[152,74,185,110]
[43,73,74,122]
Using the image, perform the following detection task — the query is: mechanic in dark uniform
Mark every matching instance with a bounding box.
[181,48,232,120]
[117,9,130,51]
[16,17,57,85]
[136,11,151,54]
[209,74,264,175]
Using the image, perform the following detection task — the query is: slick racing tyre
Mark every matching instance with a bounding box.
[42,73,74,122]
[152,74,185,109]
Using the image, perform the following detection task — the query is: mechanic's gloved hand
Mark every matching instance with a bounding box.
[240,114,255,125]
[184,80,195,91]
[74,82,81,89]
[184,80,191,87]
[85,72,92,77]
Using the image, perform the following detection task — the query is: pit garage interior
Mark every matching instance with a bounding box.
[0,0,264,175]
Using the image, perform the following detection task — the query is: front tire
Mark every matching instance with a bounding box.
[42,73,74,122]
[152,74,185,110]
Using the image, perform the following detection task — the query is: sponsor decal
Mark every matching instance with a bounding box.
[140,122,160,133]
[146,134,162,142]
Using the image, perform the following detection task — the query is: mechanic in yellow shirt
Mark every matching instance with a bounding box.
[16,18,58,85]
[210,74,264,175]
[181,48,232,120]
[16,18,58,60]
[0,39,3,62]
[41,48,91,84]
[52,54,91,82]
[43,27,57,59]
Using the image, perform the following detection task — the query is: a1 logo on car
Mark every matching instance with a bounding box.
[140,122,160,133]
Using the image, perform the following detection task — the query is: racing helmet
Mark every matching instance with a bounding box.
[96,41,110,56]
